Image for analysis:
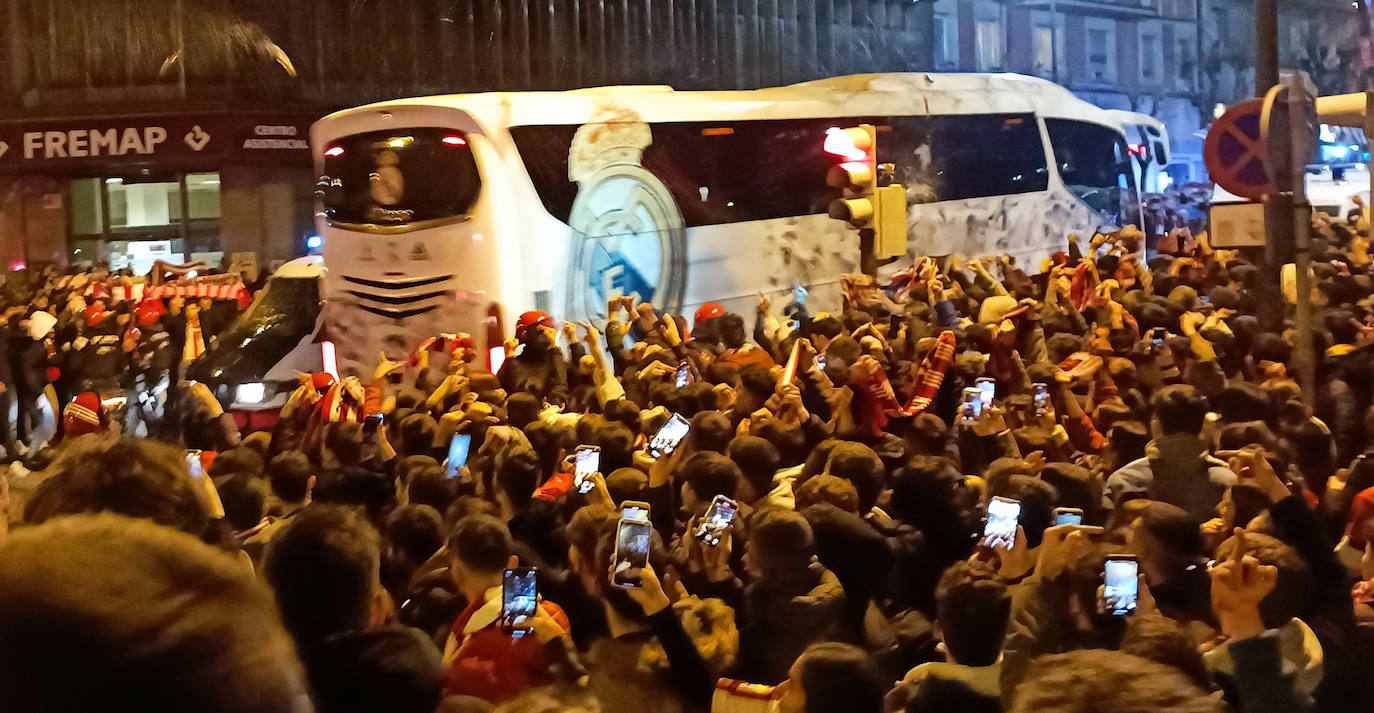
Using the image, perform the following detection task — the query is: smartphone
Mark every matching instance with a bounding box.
[501,566,538,636]
[675,360,690,388]
[574,445,601,494]
[1103,555,1139,616]
[1054,507,1084,527]
[1032,382,1050,416]
[976,377,996,412]
[983,496,1021,550]
[648,413,691,458]
[612,515,653,588]
[185,449,204,479]
[695,494,738,546]
[961,387,983,421]
[621,500,650,523]
[446,433,472,478]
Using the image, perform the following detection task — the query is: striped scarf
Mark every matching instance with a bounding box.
[901,330,958,416]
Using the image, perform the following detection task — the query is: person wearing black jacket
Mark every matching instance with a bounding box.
[0,315,19,461]
[498,311,569,406]
[10,312,50,451]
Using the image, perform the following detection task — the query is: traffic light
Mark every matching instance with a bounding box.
[824,125,877,228]
[824,124,908,264]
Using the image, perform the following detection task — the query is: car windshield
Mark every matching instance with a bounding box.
[188,276,321,383]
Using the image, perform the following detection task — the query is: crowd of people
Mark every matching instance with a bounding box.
[4,216,1374,713]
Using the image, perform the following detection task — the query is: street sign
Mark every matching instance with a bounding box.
[1204,99,1272,201]
[1261,73,1319,192]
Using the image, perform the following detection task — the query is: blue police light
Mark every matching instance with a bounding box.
[306,235,323,250]
[1331,145,1349,159]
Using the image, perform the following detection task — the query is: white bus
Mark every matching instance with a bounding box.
[312,72,1166,377]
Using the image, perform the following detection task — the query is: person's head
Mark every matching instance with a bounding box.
[680,451,741,511]
[717,313,748,349]
[306,626,443,713]
[605,467,649,505]
[384,504,445,566]
[263,505,384,644]
[689,410,733,454]
[1120,614,1212,690]
[524,420,575,480]
[321,421,365,470]
[267,450,315,505]
[744,508,814,578]
[494,447,541,513]
[778,642,886,713]
[1104,420,1150,471]
[209,446,265,479]
[889,455,970,539]
[1009,650,1220,713]
[0,515,311,713]
[987,474,1058,547]
[217,472,269,531]
[1040,463,1102,524]
[505,392,541,430]
[592,422,636,473]
[1150,385,1210,437]
[25,435,208,536]
[935,561,1010,666]
[407,465,458,513]
[1215,532,1313,628]
[756,422,809,467]
[399,413,439,458]
[728,436,781,503]
[446,514,514,593]
[795,474,861,513]
[825,442,885,513]
[514,310,556,351]
[1126,501,1204,582]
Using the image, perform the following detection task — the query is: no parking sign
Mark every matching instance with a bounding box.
[1204,99,1273,201]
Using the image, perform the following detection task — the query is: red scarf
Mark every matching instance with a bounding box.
[901,330,958,416]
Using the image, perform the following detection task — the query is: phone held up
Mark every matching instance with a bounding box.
[648,413,690,459]
[574,445,601,494]
[983,496,1020,550]
[613,501,652,588]
[1103,554,1139,616]
[694,494,738,546]
[1053,507,1084,527]
[446,433,472,479]
[961,387,983,422]
[501,566,538,636]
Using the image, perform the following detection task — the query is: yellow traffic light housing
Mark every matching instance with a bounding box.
[823,124,907,265]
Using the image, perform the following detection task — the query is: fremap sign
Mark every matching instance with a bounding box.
[0,112,318,172]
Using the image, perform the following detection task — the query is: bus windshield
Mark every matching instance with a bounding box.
[1045,119,1139,229]
[317,128,481,230]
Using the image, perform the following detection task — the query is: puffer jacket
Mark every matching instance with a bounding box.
[732,562,848,685]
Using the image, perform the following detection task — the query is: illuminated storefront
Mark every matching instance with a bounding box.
[0,110,319,272]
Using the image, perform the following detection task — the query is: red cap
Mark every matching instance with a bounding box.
[63,392,106,437]
[695,303,726,327]
[135,298,166,326]
[310,372,337,390]
[514,310,554,339]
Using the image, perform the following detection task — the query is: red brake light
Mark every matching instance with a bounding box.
[324,145,344,157]
[1129,143,1148,156]
[441,135,467,146]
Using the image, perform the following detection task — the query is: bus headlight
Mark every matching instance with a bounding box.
[235,383,269,405]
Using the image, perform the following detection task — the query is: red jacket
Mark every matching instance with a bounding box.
[443,590,569,703]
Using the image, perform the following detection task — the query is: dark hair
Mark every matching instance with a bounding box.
[738,365,777,398]
[216,473,269,531]
[1212,385,1274,428]
[755,422,809,467]
[592,422,636,472]
[1134,501,1204,570]
[1120,614,1212,690]
[826,442,886,513]
[1010,650,1219,713]
[989,474,1057,547]
[505,392,540,430]
[682,451,741,503]
[305,626,443,713]
[384,504,445,565]
[1150,385,1209,435]
[0,515,311,713]
[795,642,887,713]
[399,413,439,457]
[936,561,1011,666]
[689,411,733,454]
[495,447,541,510]
[263,505,381,644]
[524,420,575,480]
[395,454,440,485]
[747,508,814,574]
[267,450,314,503]
[1040,463,1101,524]
[728,436,781,499]
[408,465,458,513]
[795,474,860,513]
[314,466,395,521]
[322,421,365,466]
[209,446,265,479]
[605,467,648,504]
[447,514,513,575]
[25,436,208,536]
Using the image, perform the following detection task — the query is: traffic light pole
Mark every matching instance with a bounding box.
[859,229,877,277]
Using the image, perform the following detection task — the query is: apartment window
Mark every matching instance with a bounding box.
[1031,12,1066,79]
[1176,38,1194,87]
[1140,34,1159,81]
[934,13,958,68]
[976,17,1004,71]
[1086,19,1117,83]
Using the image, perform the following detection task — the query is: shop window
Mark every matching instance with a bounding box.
[66,171,222,259]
